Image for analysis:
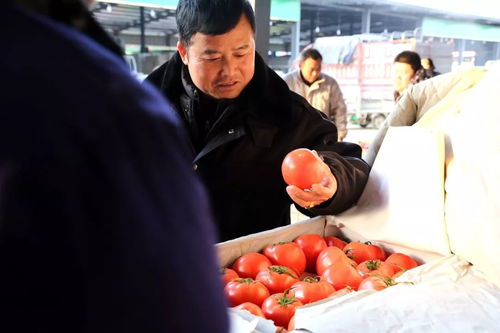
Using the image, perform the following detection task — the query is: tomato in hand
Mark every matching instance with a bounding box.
[221,267,239,286]
[232,252,272,279]
[224,278,270,307]
[358,275,395,291]
[324,236,347,249]
[290,276,335,304]
[281,148,326,190]
[234,302,265,318]
[256,266,300,294]
[357,260,394,278]
[316,246,351,276]
[385,253,418,273]
[263,242,306,275]
[261,290,303,328]
[321,261,363,290]
[294,234,327,272]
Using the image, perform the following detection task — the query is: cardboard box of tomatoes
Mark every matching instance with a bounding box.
[218,125,500,333]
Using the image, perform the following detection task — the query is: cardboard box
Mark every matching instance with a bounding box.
[219,215,500,333]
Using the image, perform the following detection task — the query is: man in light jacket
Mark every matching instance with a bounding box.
[284,48,348,141]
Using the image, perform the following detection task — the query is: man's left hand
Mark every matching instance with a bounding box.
[286,160,338,209]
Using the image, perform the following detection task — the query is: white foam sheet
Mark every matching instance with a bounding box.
[333,126,450,257]
[294,255,500,332]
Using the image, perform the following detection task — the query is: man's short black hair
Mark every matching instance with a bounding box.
[176,0,256,47]
[300,48,323,63]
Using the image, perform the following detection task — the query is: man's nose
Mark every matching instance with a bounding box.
[220,57,236,77]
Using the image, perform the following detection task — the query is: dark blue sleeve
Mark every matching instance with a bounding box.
[0,6,229,333]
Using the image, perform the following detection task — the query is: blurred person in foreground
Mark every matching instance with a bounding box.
[0,0,228,332]
[283,48,348,142]
[146,0,369,241]
[421,57,441,78]
[392,50,430,103]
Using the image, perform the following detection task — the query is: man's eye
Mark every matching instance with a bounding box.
[234,51,249,58]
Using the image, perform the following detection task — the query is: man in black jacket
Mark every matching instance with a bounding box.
[147,0,370,241]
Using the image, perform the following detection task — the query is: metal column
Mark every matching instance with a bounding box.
[290,20,301,66]
[457,39,465,65]
[253,0,271,64]
[361,8,371,34]
[140,6,147,53]
[310,13,316,44]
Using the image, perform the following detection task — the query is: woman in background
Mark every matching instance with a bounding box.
[392,51,429,102]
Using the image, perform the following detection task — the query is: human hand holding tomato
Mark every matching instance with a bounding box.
[282,148,337,209]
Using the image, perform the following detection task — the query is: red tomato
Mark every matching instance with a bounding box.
[281,148,325,190]
[290,276,335,304]
[321,261,363,290]
[298,271,316,280]
[221,267,239,286]
[256,266,300,294]
[330,286,355,298]
[366,242,386,261]
[234,302,265,318]
[385,253,418,273]
[224,278,271,307]
[324,236,347,249]
[391,270,405,279]
[343,242,372,264]
[232,252,272,279]
[261,291,303,328]
[358,275,395,291]
[357,260,394,278]
[316,246,350,276]
[294,234,327,272]
[263,242,306,275]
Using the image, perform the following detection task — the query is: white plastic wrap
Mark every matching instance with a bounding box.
[333,126,450,258]
[295,255,500,332]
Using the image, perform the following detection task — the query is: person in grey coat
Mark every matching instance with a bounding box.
[284,48,348,142]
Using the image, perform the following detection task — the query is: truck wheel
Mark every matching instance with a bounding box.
[372,114,386,129]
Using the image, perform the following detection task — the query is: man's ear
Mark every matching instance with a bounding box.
[177,41,189,65]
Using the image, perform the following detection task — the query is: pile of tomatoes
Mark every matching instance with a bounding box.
[221,233,419,331]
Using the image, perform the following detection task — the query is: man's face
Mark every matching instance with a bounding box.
[392,62,415,94]
[177,15,255,99]
[300,57,322,84]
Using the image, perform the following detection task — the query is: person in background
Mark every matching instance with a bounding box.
[0,1,229,332]
[146,0,369,242]
[421,57,441,77]
[392,50,429,102]
[283,48,348,142]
